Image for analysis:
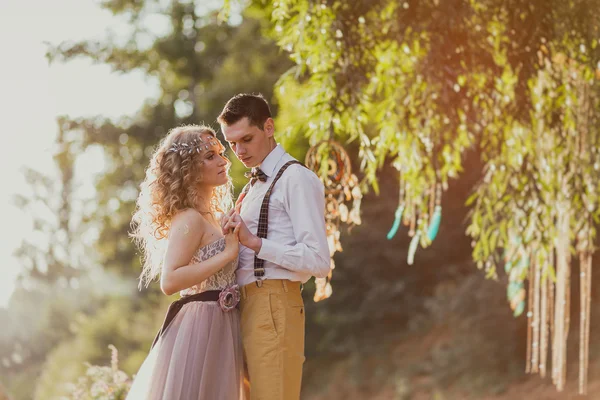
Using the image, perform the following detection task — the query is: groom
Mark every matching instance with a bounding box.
[218,93,330,400]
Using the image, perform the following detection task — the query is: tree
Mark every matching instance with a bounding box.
[23,1,293,397]
[46,0,292,282]
[252,0,600,393]
[0,119,97,399]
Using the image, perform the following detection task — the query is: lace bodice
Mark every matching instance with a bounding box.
[180,237,237,296]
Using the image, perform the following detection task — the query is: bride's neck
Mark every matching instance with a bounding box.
[194,187,213,214]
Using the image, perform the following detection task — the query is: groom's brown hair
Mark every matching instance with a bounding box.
[217,93,272,129]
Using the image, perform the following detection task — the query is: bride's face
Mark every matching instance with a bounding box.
[196,133,229,187]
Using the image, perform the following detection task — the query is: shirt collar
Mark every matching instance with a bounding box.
[258,144,285,177]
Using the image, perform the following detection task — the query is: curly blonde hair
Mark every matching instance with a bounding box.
[131,125,233,288]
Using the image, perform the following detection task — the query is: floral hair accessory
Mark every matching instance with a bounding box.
[166,137,220,156]
[218,284,241,312]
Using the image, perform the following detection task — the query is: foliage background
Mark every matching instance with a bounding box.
[2,1,600,399]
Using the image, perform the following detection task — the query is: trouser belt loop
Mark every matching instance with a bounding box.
[283,280,288,293]
[255,280,263,288]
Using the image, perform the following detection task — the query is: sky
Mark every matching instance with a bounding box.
[0,0,161,307]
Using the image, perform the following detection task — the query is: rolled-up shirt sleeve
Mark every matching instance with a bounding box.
[256,167,331,278]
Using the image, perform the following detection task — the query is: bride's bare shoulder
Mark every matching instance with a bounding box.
[170,209,210,236]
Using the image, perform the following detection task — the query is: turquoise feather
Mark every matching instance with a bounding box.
[513,300,525,317]
[507,281,522,299]
[386,205,405,240]
[426,206,442,241]
[407,231,421,265]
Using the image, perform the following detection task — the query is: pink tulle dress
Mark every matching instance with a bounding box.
[126,237,246,400]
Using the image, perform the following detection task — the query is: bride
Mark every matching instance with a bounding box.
[127,125,246,399]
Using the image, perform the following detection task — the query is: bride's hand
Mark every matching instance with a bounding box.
[224,222,240,261]
[220,208,236,235]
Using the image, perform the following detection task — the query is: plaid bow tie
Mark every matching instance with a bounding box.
[244,167,267,185]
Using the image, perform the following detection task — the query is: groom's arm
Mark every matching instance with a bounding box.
[254,166,331,278]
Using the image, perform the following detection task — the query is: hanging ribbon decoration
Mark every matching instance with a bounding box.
[388,175,444,265]
[386,181,405,240]
[305,139,362,302]
[577,227,592,395]
[517,76,595,395]
[427,183,442,242]
[387,128,444,265]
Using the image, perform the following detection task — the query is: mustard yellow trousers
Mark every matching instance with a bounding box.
[240,279,305,400]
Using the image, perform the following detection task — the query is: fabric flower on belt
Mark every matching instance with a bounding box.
[219,285,241,312]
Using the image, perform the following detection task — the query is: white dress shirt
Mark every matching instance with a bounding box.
[236,144,331,286]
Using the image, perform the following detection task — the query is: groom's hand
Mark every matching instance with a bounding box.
[224,213,262,253]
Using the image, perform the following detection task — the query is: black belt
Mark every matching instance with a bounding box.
[151,290,220,349]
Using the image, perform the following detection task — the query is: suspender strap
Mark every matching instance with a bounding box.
[253,160,304,280]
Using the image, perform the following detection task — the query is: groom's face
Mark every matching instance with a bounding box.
[221,117,274,168]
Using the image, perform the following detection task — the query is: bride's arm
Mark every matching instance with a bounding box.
[160,209,239,296]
